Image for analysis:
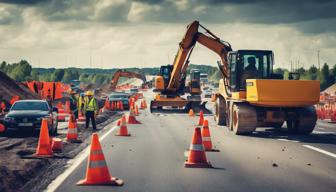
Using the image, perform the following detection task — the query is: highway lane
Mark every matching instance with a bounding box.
[50,94,336,192]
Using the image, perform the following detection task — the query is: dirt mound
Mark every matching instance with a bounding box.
[0,71,39,102]
[323,83,336,95]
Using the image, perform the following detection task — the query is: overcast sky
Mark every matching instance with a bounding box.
[0,0,335,69]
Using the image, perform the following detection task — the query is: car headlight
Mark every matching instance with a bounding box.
[4,116,15,122]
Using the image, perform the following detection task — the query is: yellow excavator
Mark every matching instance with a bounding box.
[151,20,320,134]
[110,69,149,90]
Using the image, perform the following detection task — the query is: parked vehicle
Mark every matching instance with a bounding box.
[3,100,58,135]
[108,92,130,110]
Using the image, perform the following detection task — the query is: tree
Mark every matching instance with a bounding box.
[52,69,65,81]
[320,63,330,90]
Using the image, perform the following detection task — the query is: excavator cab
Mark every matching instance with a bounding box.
[154,65,174,92]
[228,50,274,92]
[189,69,201,94]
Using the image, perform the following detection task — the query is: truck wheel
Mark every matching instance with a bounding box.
[214,97,226,126]
[286,106,317,134]
[232,103,257,135]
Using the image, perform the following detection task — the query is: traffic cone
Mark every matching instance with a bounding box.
[119,101,124,110]
[188,109,195,116]
[111,101,115,111]
[202,119,218,152]
[77,133,124,186]
[198,110,204,125]
[66,114,78,141]
[51,138,63,152]
[140,100,145,109]
[143,100,147,109]
[34,119,53,157]
[135,105,139,116]
[115,115,131,136]
[185,127,212,168]
[128,107,141,124]
[65,100,71,114]
[67,114,79,142]
[0,123,5,133]
[78,112,86,122]
[104,99,110,110]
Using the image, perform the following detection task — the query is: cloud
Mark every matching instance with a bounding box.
[0,0,335,69]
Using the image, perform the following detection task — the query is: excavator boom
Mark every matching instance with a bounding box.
[151,20,232,112]
[110,69,147,90]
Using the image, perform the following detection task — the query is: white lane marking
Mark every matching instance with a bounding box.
[276,138,299,143]
[303,145,336,159]
[46,125,119,192]
[313,131,336,135]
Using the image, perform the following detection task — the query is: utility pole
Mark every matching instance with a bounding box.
[317,50,321,80]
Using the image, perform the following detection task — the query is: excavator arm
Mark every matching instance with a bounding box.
[110,69,147,90]
[167,20,232,92]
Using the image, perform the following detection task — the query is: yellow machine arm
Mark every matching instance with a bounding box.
[167,20,232,92]
[110,69,147,90]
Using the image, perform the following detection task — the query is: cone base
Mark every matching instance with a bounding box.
[205,148,220,152]
[115,133,131,137]
[128,119,141,124]
[184,161,212,168]
[33,153,53,158]
[77,177,124,186]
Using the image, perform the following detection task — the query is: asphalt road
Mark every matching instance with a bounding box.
[49,91,336,192]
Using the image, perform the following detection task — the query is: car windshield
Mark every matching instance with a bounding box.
[130,89,138,92]
[11,101,49,111]
[109,94,128,99]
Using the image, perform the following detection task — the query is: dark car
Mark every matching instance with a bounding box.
[3,100,58,135]
[108,92,130,110]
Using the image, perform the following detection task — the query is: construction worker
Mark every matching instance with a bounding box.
[69,90,79,119]
[84,90,98,131]
[46,89,53,108]
[78,93,85,115]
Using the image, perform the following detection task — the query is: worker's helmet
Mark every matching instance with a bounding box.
[86,90,94,96]
[80,93,85,97]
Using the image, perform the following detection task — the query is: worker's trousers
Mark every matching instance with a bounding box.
[85,111,96,130]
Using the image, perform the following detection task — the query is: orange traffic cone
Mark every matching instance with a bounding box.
[135,105,139,116]
[65,100,71,114]
[143,100,147,109]
[128,107,141,124]
[78,112,86,122]
[51,138,63,152]
[140,100,145,109]
[111,101,115,111]
[0,123,5,133]
[188,109,195,116]
[198,110,204,125]
[34,119,53,157]
[202,119,218,152]
[77,133,124,186]
[119,101,124,110]
[67,114,78,141]
[115,115,131,136]
[104,99,110,110]
[185,127,212,168]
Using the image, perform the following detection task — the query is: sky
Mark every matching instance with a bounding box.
[0,0,335,69]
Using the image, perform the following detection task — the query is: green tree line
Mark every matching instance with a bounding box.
[0,60,335,90]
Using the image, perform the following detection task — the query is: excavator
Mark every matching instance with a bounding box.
[151,20,320,135]
[110,69,150,90]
